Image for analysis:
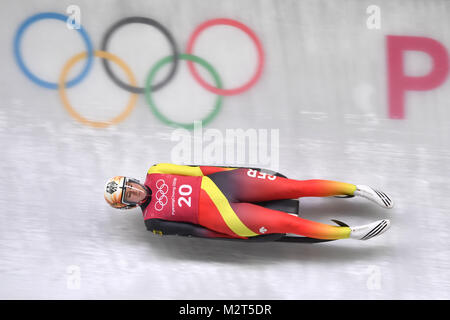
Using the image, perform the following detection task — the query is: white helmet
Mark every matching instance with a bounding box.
[104,176,146,209]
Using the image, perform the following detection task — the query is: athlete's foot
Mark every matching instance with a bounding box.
[349,219,391,240]
[354,185,394,209]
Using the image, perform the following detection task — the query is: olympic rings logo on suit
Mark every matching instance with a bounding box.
[154,179,169,211]
[13,12,265,129]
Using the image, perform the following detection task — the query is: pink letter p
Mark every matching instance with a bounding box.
[387,35,449,118]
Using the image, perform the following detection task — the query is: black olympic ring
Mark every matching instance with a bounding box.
[100,16,179,94]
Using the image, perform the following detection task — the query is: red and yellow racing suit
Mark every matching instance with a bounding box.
[142,163,356,240]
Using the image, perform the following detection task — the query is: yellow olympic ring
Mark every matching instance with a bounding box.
[58,50,138,128]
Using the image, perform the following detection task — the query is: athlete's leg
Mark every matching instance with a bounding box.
[208,168,356,203]
[197,187,248,239]
[231,202,351,240]
[198,177,389,240]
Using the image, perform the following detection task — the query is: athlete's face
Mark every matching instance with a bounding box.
[123,181,148,205]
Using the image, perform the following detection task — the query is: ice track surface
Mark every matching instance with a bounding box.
[1,0,449,299]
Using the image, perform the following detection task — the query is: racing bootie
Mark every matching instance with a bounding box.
[349,219,391,240]
[354,185,394,209]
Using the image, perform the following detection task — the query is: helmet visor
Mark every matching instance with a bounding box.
[122,178,147,206]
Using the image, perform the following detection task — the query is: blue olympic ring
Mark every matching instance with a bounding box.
[13,12,94,89]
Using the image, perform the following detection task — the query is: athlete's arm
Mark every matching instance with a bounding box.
[148,163,238,176]
[144,218,238,239]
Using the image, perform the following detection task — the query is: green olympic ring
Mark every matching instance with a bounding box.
[145,54,223,130]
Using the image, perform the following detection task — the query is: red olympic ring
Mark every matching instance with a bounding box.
[186,18,265,96]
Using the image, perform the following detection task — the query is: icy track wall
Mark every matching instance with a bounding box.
[1,0,449,299]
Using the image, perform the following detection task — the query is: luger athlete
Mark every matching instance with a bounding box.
[104,163,393,241]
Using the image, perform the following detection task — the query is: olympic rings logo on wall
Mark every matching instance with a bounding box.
[13,12,265,129]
